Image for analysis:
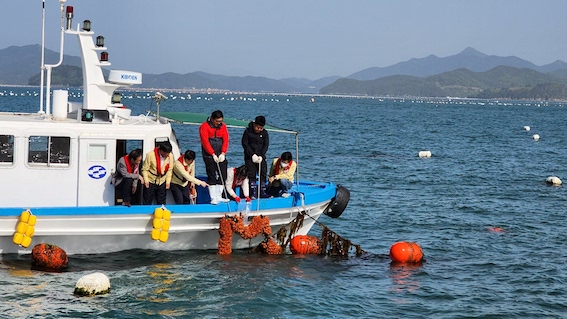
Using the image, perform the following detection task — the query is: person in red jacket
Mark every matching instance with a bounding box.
[199,110,230,204]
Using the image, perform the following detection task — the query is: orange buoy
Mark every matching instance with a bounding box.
[31,243,68,270]
[290,235,322,255]
[389,241,423,263]
[488,227,504,233]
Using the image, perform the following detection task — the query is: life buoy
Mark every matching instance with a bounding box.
[324,185,350,218]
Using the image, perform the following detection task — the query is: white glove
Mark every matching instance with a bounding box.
[218,153,225,162]
[213,154,219,163]
[256,156,263,163]
[252,154,259,163]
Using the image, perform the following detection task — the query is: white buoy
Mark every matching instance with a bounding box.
[523,126,530,131]
[74,272,111,296]
[418,151,432,158]
[545,176,562,186]
[533,134,540,141]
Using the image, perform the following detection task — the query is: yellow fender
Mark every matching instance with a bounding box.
[13,210,35,248]
[151,206,171,243]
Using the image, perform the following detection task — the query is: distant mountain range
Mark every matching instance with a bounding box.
[347,47,567,80]
[321,66,567,99]
[2,45,567,99]
[0,45,82,84]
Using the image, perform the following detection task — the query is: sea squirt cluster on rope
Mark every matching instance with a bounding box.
[218,214,272,255]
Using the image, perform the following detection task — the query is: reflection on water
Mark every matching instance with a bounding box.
[388,262,422,294]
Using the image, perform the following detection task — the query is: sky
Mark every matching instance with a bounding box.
[2,0,567,80]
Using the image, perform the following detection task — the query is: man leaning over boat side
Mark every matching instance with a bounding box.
[142,141,174,205]
[225,165,251,203]
[112,148,144,207]
[171,149,209,204]
[199,110,230,204]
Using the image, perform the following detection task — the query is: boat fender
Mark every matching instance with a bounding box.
[324,185,350,218]
[151,206,171,242]
[12,210,36,248]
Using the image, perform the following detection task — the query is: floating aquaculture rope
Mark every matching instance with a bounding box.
[217,210,366,257]
[275,210,366,257]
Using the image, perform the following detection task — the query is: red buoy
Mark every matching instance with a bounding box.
[31,243,68,270]
[290,235,321,255]
[389,241,423,263]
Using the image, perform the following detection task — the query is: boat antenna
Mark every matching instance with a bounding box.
[39,0,46,114]
[44,0,69,117]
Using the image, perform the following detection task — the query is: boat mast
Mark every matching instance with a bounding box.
[39,0,46,114]
[39,0,67,116]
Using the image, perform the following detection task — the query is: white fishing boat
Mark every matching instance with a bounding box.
[0,1,349,255]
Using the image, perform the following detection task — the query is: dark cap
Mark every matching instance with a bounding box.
[254,115,266,126]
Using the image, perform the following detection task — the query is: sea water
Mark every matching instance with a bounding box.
[1,87,567,318]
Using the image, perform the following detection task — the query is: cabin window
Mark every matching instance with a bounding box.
[0,135,14,163]
[88,144,107,161]
[28,136,71,166]
[116,139,143,161]
[155,137,170,148]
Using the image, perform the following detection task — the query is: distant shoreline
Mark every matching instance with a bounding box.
[1,84,566,103]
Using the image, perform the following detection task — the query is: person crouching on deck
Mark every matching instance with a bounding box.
[171,150,209,204]
[142,141,174,205]
[113,148,144,207]
[268,151,297,198]
[225,165,251,203]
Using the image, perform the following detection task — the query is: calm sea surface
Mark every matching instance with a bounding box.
[1,87,567,318]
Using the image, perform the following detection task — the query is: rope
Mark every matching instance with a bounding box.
[269,196,366,257]
[215,159,231,212]
[257,160,261,211]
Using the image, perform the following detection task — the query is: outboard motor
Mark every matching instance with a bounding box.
[324,185,350,218]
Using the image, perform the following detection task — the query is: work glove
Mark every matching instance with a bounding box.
[234,196,241,203]
[218,153,225,162]
[213,154,219,163]
[245,197,251,202]
[252,154,262,164]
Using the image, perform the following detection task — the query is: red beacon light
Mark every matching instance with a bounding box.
[65,6,74,30]
[100,52,108,62]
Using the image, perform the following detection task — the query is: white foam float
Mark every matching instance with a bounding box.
[418,151,432,158]
[533,134,540,141]
[545,176,562,186]
[524,126,530,131]
[74,272,111,296]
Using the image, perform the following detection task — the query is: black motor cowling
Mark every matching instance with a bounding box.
[324,185,350,218]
